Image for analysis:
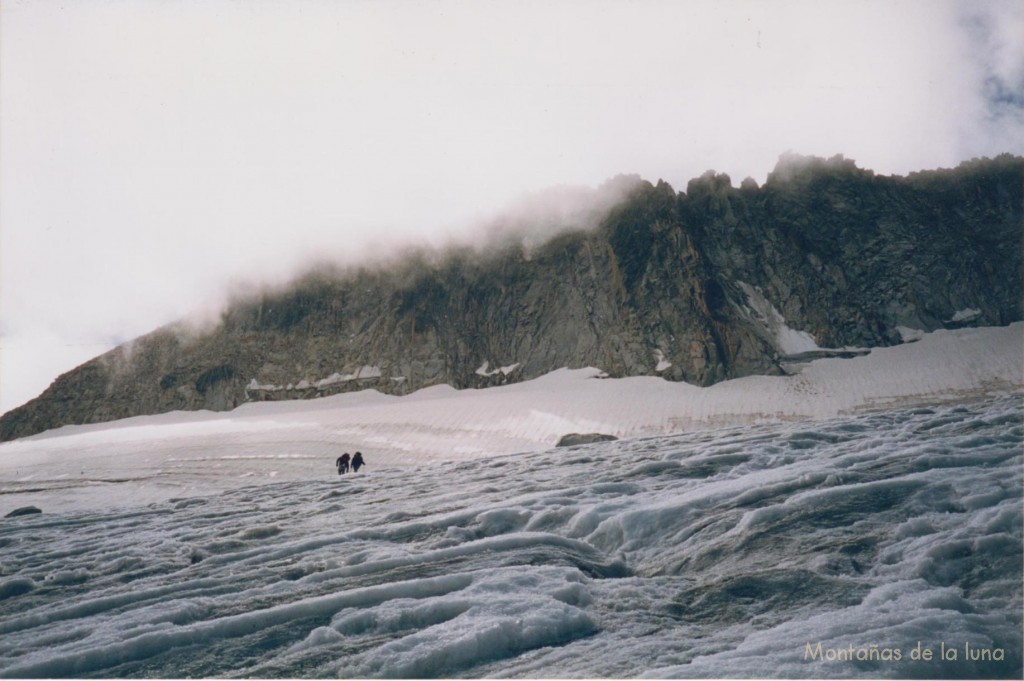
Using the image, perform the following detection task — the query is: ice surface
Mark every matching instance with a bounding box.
[950,308,982,323]
[654,349,673,372]
[897,326,926,343]
[476,362,521,377]
[0,396,1019,678]
[1,324,1019,514]
[738,282,820,354]
[0,325,1021,678]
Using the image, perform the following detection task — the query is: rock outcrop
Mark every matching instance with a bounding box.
[556,434,620,448]
[4,506,42,518]
[2,154,1021,442]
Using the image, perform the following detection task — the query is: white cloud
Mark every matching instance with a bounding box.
[953,1,1024,157]
[1,0,1021,415]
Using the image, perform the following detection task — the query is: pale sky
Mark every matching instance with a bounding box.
[1,0,1022,416]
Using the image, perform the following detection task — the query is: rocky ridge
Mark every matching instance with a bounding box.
[2,154,1021,442]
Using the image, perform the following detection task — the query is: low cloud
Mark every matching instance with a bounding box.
[956,1,1024,157]
[2,0,1021,415]
[453,174,646,256]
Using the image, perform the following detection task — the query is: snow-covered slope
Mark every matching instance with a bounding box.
[0,324,1021,678]
[1,324,1020,514]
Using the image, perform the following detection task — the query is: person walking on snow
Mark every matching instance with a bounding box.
[336,452,350,475]
[351,451,365,472]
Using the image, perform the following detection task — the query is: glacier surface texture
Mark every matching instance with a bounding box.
[1,395,1021,678]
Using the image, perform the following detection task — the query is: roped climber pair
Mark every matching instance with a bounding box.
[335,451,365,474]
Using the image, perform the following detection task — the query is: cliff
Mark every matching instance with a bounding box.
[2,154,1021,441]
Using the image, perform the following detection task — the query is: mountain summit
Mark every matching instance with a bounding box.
[2,154,1021,442]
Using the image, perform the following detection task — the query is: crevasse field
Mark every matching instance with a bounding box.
[0,325,1022,679]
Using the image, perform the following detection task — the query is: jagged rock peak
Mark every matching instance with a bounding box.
[768,151,865,182]
[1,155,1021,442]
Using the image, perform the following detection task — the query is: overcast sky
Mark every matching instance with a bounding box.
[1,0,1022,416]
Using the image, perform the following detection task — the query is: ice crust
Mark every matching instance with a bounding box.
[0,325,1021,678]
[0,394,1020,678]
[737,281,820,354]
[1,324,1019,514]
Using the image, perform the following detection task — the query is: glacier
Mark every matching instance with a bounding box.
[0,325,1021,678]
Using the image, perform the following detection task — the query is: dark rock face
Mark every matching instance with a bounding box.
[2,154,1021,442]
[556,433,620,448]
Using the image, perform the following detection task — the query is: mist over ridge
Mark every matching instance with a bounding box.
[215,152,1016,311]
[1,153,1021,442]
[219,173,650,304]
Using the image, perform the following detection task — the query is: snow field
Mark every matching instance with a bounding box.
[0,394,1020,678]
[0,324,1020,515]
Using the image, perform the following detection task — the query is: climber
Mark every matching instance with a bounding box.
[351,451,365,472]
[336,452,350,474]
